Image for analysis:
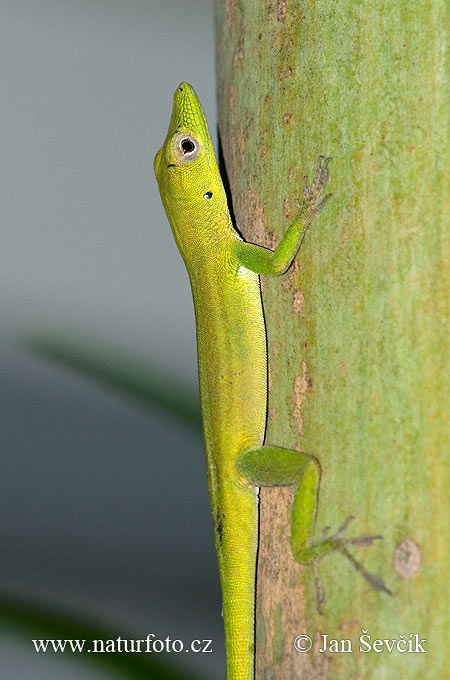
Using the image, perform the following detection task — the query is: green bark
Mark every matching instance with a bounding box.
[215,1,450,678]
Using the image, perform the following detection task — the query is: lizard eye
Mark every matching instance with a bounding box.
[204,191,213,199]
[179,136,196,156]
[172,132,201,162]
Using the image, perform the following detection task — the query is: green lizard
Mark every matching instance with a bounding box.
[154,83,389,680]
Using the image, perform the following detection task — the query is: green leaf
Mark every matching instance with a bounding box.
[26,331,201,431]
[0,592,207,680]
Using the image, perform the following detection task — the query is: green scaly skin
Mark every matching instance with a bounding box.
[154,83,389,680]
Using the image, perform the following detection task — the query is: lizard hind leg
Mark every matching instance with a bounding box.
[237,445,320,557]
[237,445,391,611]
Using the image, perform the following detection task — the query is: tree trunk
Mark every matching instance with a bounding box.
[215,1,450,678]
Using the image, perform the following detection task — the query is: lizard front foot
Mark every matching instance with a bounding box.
[295,155,332,227]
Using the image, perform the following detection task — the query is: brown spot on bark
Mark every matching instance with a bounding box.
[293,361,312,436]
[281,260,299,292]
[264,94,271,106]
[288,38,295,49]
[224,0,237,35]
[292,289,304,315]
[234,182,274,248]
[278,69,284,82]
[288,167,295,180]
[268,407,278,421]
[283,197,291,219]
[337,362,348,379]
[287,65,293,77]
[340,226,349,243]
[277,0,287,22]
[283,112,292,126]
[268,363,273,394]
[233,35,244,68]
[256,485,331,677]
[394,538,421,578]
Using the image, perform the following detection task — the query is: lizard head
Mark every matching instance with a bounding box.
[154,83,225,213]
[154,83,232,264]
[154,82,215,177]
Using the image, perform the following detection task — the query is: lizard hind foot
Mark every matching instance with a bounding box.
[296,515,392,613]
[318,515,392,599]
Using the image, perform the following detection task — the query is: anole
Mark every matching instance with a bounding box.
[154,83,389,680]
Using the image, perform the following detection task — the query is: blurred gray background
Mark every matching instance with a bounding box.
[0,1,223,677]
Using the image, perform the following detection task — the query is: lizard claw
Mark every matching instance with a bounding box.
[339,546,393,595]
[313,561,326,615]
[331,515,355,538]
